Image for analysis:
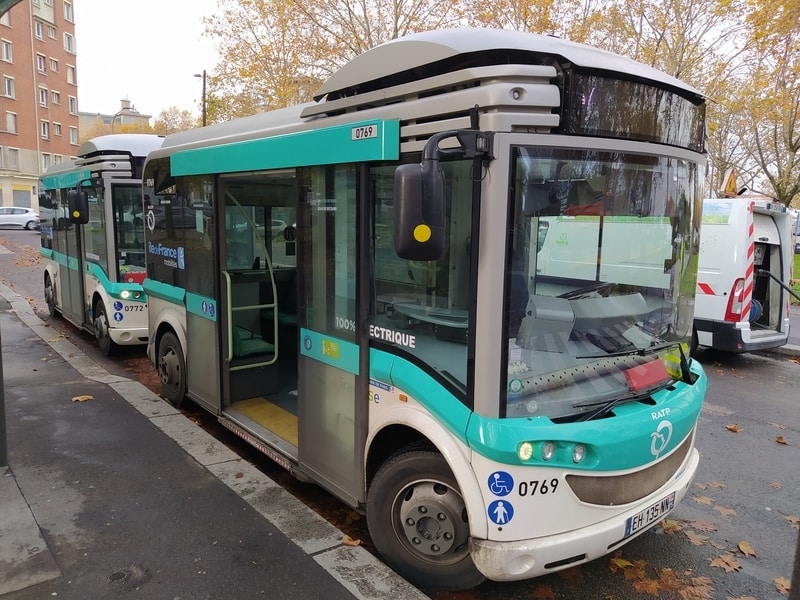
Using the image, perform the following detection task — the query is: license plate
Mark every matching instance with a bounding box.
[624,492,675,538]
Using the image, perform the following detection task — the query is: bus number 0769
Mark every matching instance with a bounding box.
[352,125,378,140]
[518,478,559,496]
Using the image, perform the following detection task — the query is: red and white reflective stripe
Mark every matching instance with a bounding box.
[697,282,715,295]
[742,210,754,317]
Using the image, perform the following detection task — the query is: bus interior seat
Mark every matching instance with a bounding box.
[232,325,275,358]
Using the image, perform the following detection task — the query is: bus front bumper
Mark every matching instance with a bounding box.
[469,447,699,582]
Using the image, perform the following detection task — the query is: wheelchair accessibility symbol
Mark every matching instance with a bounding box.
[487,471,514,497]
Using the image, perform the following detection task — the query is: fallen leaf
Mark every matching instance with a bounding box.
[660,519,683,534]
[714,505,736,517]
[726,596,757,600]
[693,495,714,505]
[687,519,717,532]
[784,515,800,530]
[342,534,361,547]
[776,436,788,445]
[685,530,708,546]
[770,481,783,489]
[737,540,756,557]
[680,576,714,599]
[709,554,741,573]
[71,395,93,402]
[725,423,741,432]
[234,472,244,479]
[774,576,790,596]
[531,584,556,600]
[633,578,661,596]
[771,422,787,429]
[708,481,727,489]
[609,556,634,572]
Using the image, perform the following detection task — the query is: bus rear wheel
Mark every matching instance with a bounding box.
[366,448,484,591]
[94,301,116,356]
[44,274,58,318]
[157,332,186,407]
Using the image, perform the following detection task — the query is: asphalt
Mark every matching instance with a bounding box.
[0,281,428,600]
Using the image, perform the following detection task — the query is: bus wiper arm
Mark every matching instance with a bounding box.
[575,340,679,360]
[572,388,659,421]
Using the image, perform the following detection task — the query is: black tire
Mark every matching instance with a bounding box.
[366,448,484,591]
[24,220,36,230]
[94,301,116,356]
[44,274,59,318]
[157,332,186,407]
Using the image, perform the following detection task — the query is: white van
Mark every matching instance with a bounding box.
[693,198,792,353]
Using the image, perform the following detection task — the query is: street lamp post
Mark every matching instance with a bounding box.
[194,70,207,127]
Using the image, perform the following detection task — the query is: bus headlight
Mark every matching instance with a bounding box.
[572,444,586,464]
[120,290,131,299]
[541,441,555,461]
[518,441,534,461]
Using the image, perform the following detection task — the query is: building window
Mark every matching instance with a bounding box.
[63,32,74,53]
[48,25,56,38]
[68,96,77,114]
[1,40,11,62]
[34,21,43,40]
[50,58,57,71]
[64,2,73,22]
[66,65,75,84]
[69,126,78,144]
[41,121,49,139]
[45,0,54,6]
[39,88,47,106]
[5,112,16,133]
[3,76,14,98]
[36,54,46,73]
[53,122,61,135]
[8,148,19,170]
[54,154,62,164]
[51,90,60,104]
[42,153,51,171]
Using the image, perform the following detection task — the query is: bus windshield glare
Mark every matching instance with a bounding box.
[504,147,701,420]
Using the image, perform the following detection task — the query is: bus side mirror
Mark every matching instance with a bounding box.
[67,189,89,224]
[394,160,445,261]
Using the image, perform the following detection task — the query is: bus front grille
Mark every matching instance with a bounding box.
[565,432,693,506]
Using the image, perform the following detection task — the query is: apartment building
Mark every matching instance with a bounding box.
[0,0,77,208]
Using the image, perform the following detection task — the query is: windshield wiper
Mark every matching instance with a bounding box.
[572,387,662,421]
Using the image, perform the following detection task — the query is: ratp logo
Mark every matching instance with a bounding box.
[650,420,673,458]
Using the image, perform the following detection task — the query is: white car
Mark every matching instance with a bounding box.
[0,207,40,230]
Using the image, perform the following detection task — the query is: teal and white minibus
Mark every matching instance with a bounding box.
[142,29,708,590]
[40,134,164,354]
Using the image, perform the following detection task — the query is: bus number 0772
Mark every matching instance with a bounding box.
[518,479,559,496]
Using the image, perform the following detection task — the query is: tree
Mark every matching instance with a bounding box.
[728,0,800,204]
[203,0,465,119]
[153,107,197,135]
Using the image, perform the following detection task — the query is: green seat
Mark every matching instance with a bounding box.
[232,326,275,358]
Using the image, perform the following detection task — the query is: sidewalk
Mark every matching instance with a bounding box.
[0,282,428,600]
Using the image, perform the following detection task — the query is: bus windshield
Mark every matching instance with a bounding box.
[504,146,701,420]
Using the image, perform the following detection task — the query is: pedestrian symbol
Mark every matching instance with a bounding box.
[488,500,514,525]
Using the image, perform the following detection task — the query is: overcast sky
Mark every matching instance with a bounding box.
[74,0,219,118]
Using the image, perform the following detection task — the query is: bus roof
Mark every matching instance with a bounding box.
[314,28,704,102]
[78,134,165,158]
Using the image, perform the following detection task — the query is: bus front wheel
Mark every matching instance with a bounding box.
[366,448,484,591]
[157,332,186,407]
[94,302,116,356]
